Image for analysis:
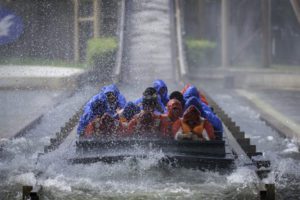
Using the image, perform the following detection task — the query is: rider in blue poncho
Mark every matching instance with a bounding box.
[77,94,108,135]
[183,85,201,101]
[134,82,166,114]
[77,84,126,135]
[184,87,223,139]
[153,79,169,106]
[101,84,126,114]
[184,96,203,113]
[134,87,166,114]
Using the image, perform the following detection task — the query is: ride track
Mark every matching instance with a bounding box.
[22,0,275,199]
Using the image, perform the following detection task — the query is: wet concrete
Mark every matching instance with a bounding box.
[0,66,83,89]
[192,84,300,199]
[236,89,300,141]
[0,65,86,139]
[0,89,68,138]
[252,89,300,124]
[189,67,300,90]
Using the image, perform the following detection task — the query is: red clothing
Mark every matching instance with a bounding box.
[160,115,181,137]
[127,111,161,136]
[84,113,125,137]
[159,99,183,137]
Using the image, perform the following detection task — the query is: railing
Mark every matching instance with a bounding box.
[112,0,126,83]
[174,0,188,79]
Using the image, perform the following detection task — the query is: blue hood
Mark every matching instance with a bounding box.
[184,96,223,138]
[77,94,108,135]
[102,84,120,96]
[183,86,200,101]
[153,79,169,106]
[184,96,203,113]
[102,84,126,110]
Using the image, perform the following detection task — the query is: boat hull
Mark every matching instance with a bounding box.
[69,138,235,170]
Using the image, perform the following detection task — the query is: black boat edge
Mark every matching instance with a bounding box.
[69,137,236,171]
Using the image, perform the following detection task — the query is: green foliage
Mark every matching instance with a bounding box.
[185,38,217,67]
[86,37,117,67]
[186,39,216,50]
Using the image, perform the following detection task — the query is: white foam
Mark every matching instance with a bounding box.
[282,142,299,154]
[9,172,36,185]
[227,167,258,185]
[43,175,72,192]
[267,136,274,141]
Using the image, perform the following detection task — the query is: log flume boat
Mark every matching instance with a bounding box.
[69,134,235,171]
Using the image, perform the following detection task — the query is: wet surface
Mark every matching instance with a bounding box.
[200,86,300,199]
[1,81,300,199]
[1,0,300,198]
[0,82,261,200]
[124,0,175,83]
[252,89,300,124]
[0,89,66,138]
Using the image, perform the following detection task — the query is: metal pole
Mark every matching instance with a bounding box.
[221,0,229,68]
[73,0,79,62]
[290,0,300,25]
[262,0,271,68]
[175,0,187,77]
[93,0,100,38]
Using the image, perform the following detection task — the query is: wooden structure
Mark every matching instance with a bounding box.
[73,0,101,62]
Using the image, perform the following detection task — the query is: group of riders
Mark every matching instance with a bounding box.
[77,80,223,141]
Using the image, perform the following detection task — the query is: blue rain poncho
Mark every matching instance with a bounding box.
[101,84,127,114]
[183,85,200,101]
[184,96,223,138]
[153,79,169,106]
[77,94,108,135]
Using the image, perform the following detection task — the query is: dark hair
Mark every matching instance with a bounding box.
[143,87,157,98]
[169,91,185,107]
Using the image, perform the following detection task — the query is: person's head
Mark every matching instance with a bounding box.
[102,84,121,106]
[121,102,141,121]
[169,91,185,108]
[106,91,117,105]
[183,105,202,128]
[184,96,203,113]
[153,80,168,99]
[91,98,107,116]
[183,85,200,101]
[167,99,183,120]
[142,87,158,112]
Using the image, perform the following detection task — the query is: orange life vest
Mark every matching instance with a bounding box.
[181,120,205,137]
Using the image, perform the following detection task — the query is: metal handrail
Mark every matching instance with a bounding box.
[174,0,188,79]
[112,0,126,83]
